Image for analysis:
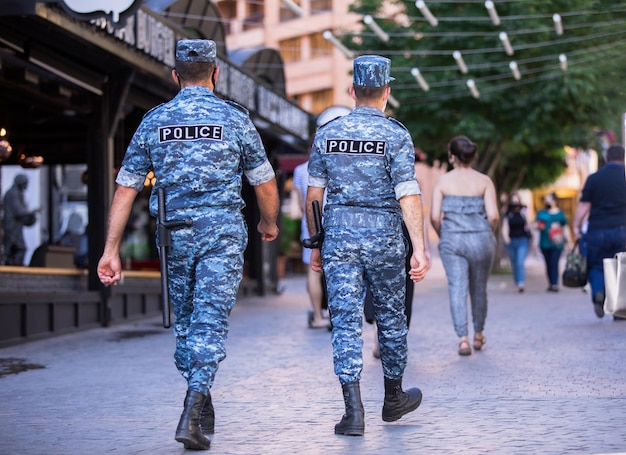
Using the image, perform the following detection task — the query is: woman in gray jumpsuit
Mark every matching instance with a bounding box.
[431,136,499,356]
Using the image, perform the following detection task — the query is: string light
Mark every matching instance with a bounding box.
[499,31,514,55]
[484,1,501,26]
[323,31,355,59]
[363,15,389,42]
[416,1,439,27]
[559,53,568,71]
[281,0,304,17]
[411,68,430,91]
[509,61,521,80]
[466,79,480,98]
[388,94,401,108]
[452,50,468,73]
[553,13,563,35]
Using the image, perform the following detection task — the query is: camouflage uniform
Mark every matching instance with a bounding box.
[308,57,421,385]
[116,41,275,396]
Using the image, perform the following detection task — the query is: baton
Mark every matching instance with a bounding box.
[302,199,323,249]
[157,187,192,328]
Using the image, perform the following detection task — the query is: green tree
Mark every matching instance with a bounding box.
[343,0,626,194]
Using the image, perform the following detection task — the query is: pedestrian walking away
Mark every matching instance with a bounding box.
[306,55,430,436]
[573,143,626,320]
[96,39,279,451]
[431,135,499,356]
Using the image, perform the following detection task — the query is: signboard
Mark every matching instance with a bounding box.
[21,2,311,141]
[55,0,142,24]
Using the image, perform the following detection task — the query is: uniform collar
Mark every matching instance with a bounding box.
[352,106,385,117]
[178,85,215,97]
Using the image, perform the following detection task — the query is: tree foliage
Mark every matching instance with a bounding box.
[343,0,626,194]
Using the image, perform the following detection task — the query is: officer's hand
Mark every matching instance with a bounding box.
[97,254,123,286]
[258,221,279,242]
[310,249,323,273]
[408,250,429,283]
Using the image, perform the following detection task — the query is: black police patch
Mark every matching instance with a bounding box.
[326,139,386,155]
[158,124,224,143]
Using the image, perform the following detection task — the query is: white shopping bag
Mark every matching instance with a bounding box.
[603,252,626,318]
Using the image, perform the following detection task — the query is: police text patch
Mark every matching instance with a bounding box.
[326,139,386,155]
[158,124,223,143]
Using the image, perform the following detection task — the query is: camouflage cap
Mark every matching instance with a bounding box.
[175,39,216,63]
[353,55,395,87]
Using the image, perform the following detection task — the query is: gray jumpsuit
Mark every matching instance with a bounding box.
[438,195,496,338]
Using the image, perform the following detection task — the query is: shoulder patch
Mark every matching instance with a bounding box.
[225,100,250,116]
[388,117,409,132]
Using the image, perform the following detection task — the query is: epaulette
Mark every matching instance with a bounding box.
[388,117,409,132]
[142,103,165,119]
[317,115,342,129]
[225,99,250,115]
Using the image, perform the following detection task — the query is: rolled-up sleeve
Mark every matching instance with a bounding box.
[244,159,275,186]
[308,174,328,188]
[115,168,146,191]
[395,180,421,200]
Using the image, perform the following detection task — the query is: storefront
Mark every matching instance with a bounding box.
[0,0,313,346]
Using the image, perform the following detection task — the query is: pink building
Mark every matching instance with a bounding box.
[216,0,358,114]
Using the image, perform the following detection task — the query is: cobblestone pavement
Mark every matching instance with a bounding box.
[0,254,624,455]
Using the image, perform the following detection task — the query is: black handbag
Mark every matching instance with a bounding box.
[562,239,587,288]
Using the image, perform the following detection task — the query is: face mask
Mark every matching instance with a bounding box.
[544,203,551,210]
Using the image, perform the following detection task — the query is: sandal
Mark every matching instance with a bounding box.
[458,338,471,356]
[473,333,486,351]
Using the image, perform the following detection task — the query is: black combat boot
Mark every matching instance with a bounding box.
[334,381,365,436]
[382,377,423,422]
[200,391,215,435]
[175,390,211,450]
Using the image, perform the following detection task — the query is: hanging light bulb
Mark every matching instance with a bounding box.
[553,13,563,35]
[281,0,304,16]
[499,32,514,56]
[452,51,468,74]
[509,61,521,80]
[466,79,480,98]
[323,31,355,59]
[363,15,389,42]
[415,1,438,27]
[387,94,400,109]
[484,1,501,26]
[411,68,430,91]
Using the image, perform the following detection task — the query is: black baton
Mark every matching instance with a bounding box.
[302,199,323,249]
[157,187,192,328]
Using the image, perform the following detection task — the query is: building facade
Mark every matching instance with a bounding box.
[216,0,358,114]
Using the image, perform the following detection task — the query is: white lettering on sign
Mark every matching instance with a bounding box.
[60,0,140,22]
[92,9,175,67]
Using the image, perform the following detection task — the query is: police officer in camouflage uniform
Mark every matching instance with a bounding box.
[306,55,429,436]
[97,39,279,450]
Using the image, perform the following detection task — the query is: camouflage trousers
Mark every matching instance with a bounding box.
[321,220,408,385]
[164,210,247,395]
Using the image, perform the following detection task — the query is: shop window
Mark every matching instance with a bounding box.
[279,37,302,63]
[310,32,332,58]
[311,89,334,115]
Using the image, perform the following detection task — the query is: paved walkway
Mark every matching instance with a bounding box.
[0,254,625,455]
